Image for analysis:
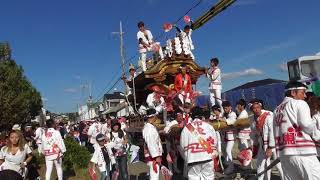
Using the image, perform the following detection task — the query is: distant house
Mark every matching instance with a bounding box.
[102,92,132,117]
[196,78,287,110]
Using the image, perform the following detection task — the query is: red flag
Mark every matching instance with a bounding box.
[163,23,173,32]
[184,15,191,24]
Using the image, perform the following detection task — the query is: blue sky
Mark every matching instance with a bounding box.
[1,0,320,113]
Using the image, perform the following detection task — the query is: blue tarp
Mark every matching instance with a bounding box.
[196,82,286,111]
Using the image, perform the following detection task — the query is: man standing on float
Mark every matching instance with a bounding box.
[206,57,222,111]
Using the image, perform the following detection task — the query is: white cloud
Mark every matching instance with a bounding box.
[279,63,288,72]
[222,68,263,80]
[41,97,48,102]
[64,88,78,93]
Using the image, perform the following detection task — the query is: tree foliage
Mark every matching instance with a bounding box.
[0,42,42,130]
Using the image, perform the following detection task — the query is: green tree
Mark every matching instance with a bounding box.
[0,42,42,130]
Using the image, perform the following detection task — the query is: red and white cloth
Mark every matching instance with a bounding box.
[143,123,163,180]
[274,97,320,180]
[41,128,66,161]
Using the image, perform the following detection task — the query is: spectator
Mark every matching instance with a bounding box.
[90,133,116,180]
[109,120,128,180]
[0,130,33,176]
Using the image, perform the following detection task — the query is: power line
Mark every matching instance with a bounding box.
[92,0,203,103]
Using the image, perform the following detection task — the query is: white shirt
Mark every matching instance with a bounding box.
[137,30,153,53]
[146,92,165,113]
[101,123,111,137]
[90,143,116,172]
[34,127,44,144]
[312,112,320,156]
[180,29,194,50]
[0,144,32,174]
[207,67,222,90]
[108,131,126,152]
[142,123,163,159]
[87,122,102,144]
[41,128,66,160]
[224,111,237,141]
[237,110,251,139]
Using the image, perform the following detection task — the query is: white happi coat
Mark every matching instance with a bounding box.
[224,111,237,141]
[101,123,111,137]
[41,128,66,161]
[137,30,154,53]
[90,143,116,172]
[87,122,102,145]
[142,123,163,160]
[180,118,217,164]
[238,110,251,139]
[180,30,194,50]
[35,127,44,144]
[312,112,320,155]
[274,97,320,156]
[251,110,275,150]
[146,92,165,113]
[207,67,222,90]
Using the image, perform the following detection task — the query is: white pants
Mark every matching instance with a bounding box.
[225,140,234,165]
[209,89,222,110]
[45,159,63,180]
[188,160,214,180]
[140,43,164,72]
[257,148,284,180]
[147,162,160,180]
[280,155,320,180]
[257,149,271,180]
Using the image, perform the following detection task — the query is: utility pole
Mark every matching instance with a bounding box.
[112,21,128,94]
[112,21,133,115]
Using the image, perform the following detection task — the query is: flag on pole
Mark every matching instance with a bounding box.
[163,23,173,32]
[184,15,191,24]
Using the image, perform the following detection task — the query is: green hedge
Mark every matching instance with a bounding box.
[63,137,91,170]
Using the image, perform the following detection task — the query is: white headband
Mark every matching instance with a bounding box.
[248,102,262,109]
[285,87,307,91]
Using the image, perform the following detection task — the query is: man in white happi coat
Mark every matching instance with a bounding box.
[209,105,223,158]
[274,81,320,180]
[206,58,222,112]
[221,101,237,174]
[137,21,164,71]
[146,86,165,114]
[236,99,251,152]
[87,117,102,151]
[142,109,163,180]
[34,123,44,155]
[249,99,284,180]
[42,119,66,180]
[175,25,195,59]
[180,106,218,180]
